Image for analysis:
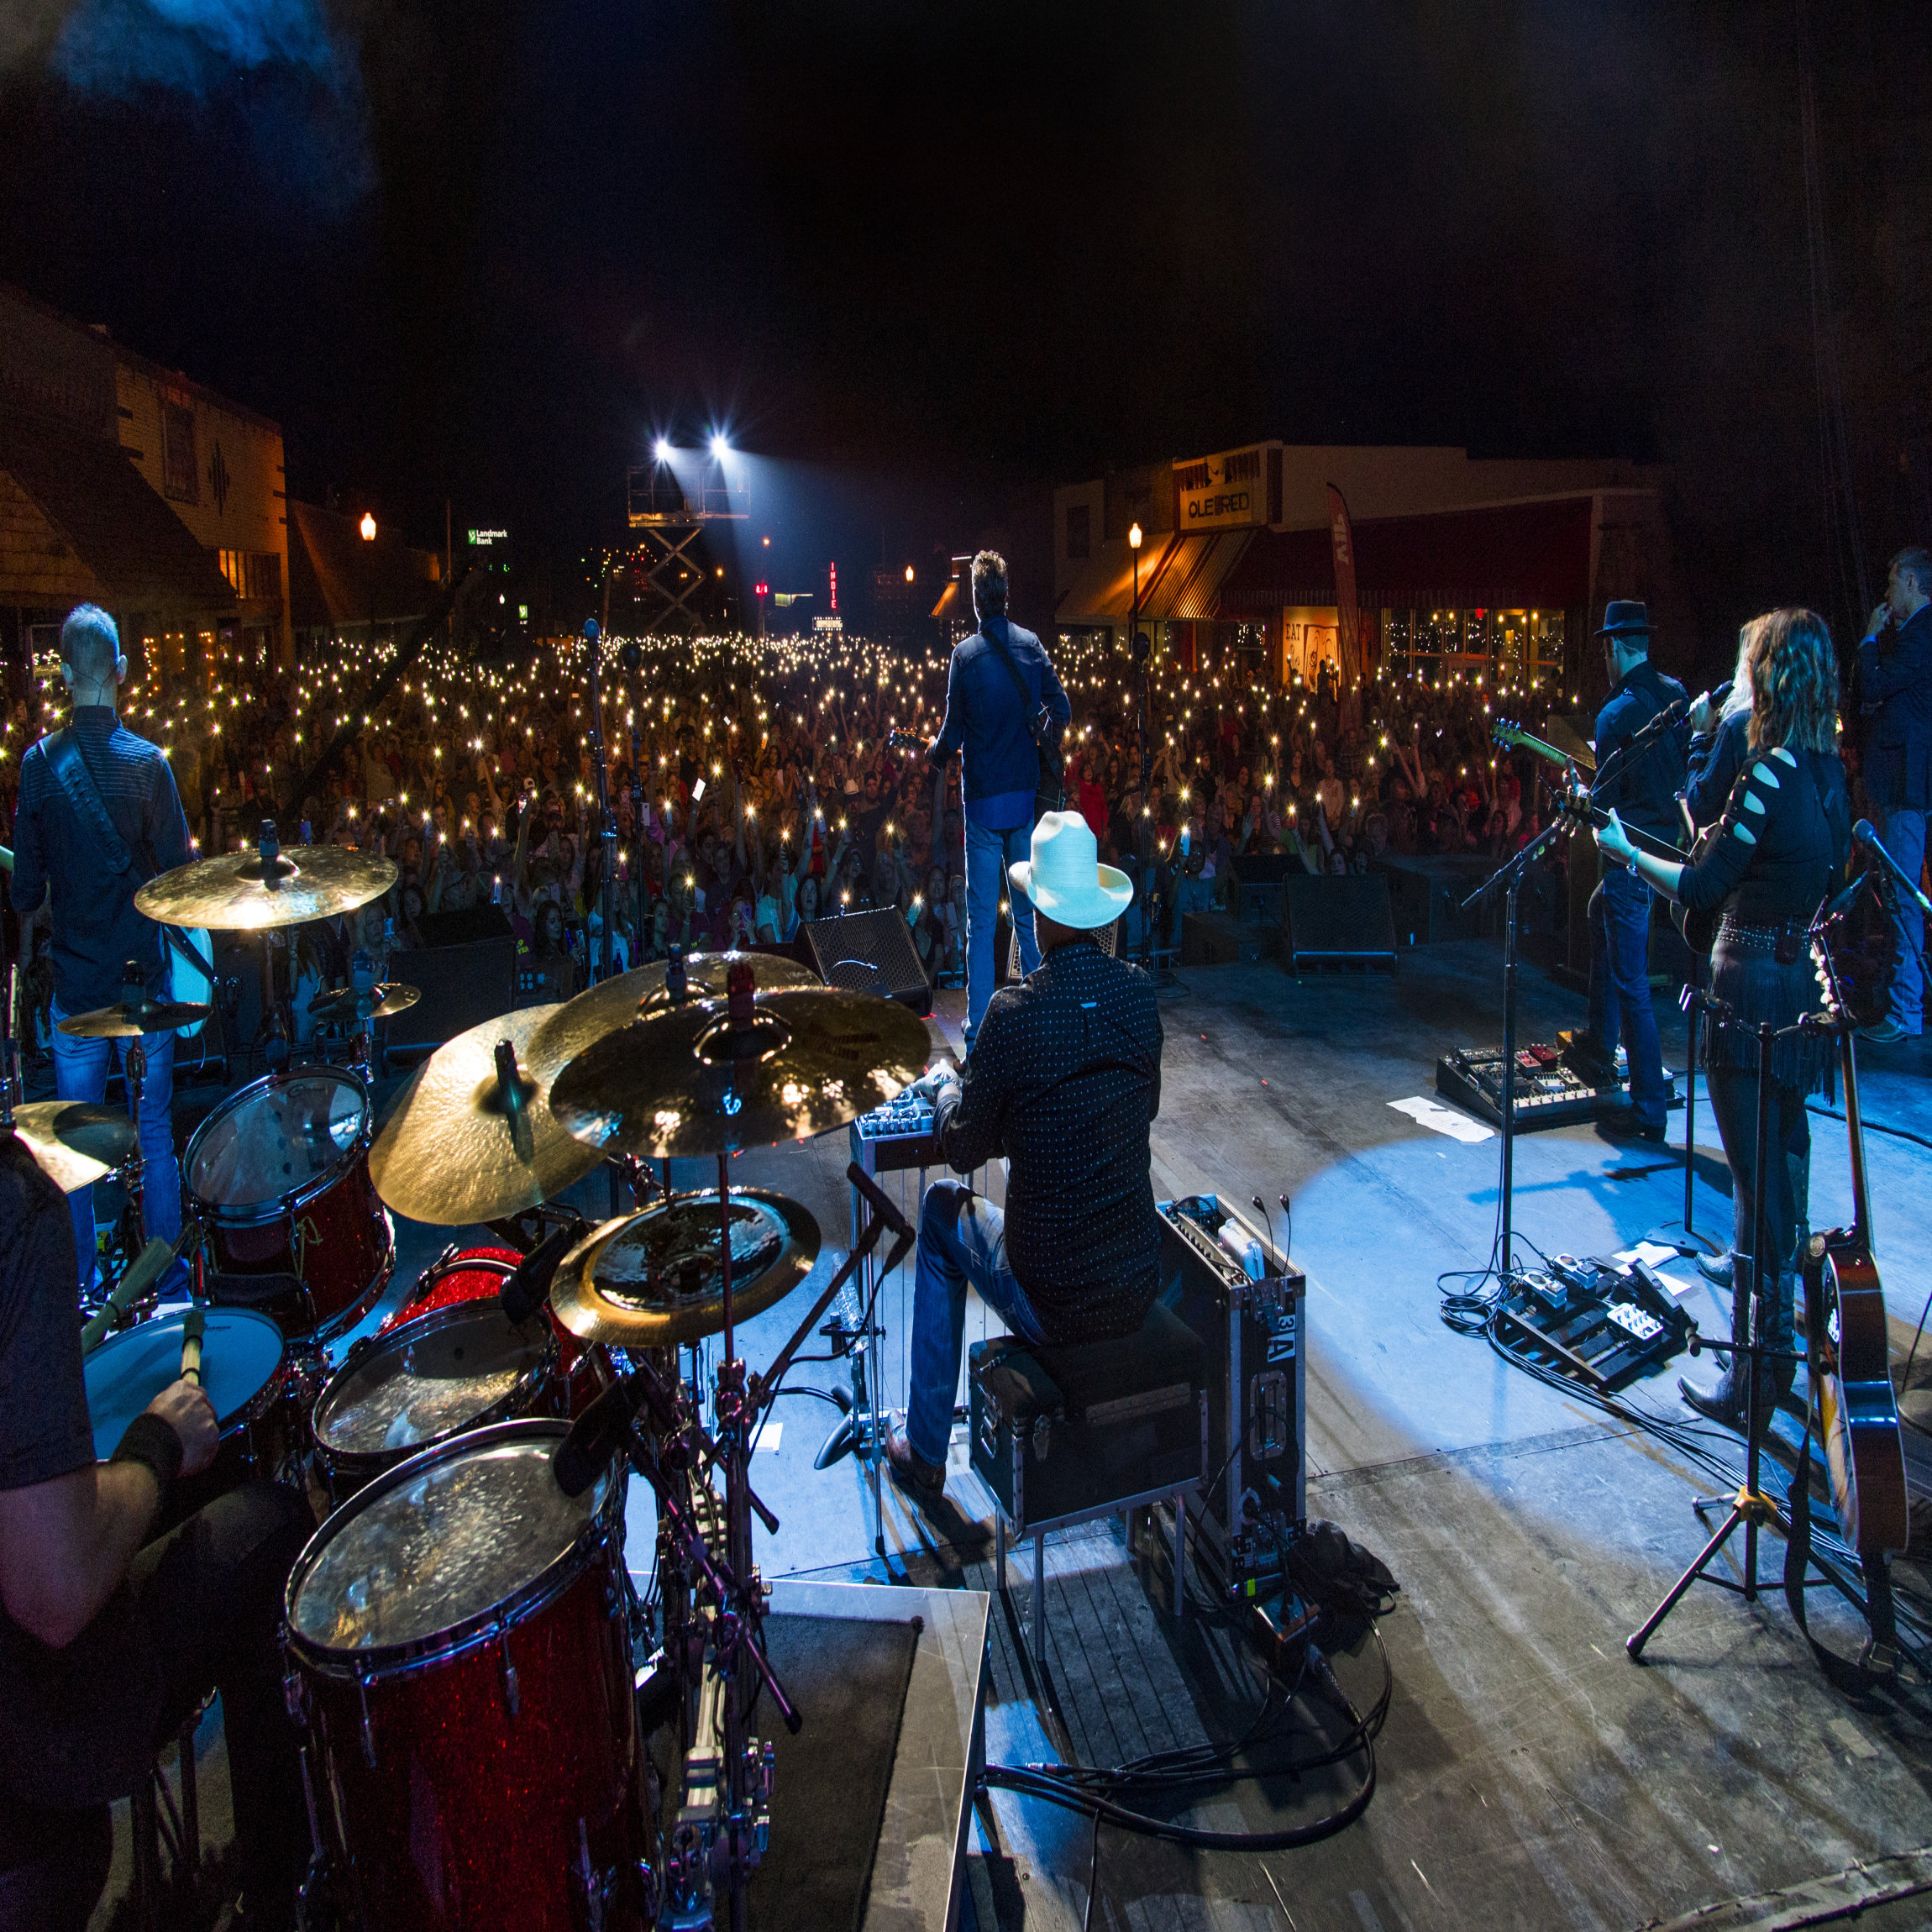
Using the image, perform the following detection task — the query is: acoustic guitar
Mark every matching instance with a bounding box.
[1801,923,1908,1651]
[1491,722,1689,866]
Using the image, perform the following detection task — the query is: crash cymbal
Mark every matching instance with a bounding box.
[549,985,927,1160]
[135,843,397,931]
[549,1189,821,1348]
[7,1101,138,1193]
[368,1003,606,1226]
[525,950,820,1087]
[307,982,423,1024]
[57,997,212,1039]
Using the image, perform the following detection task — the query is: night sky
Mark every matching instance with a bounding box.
[1,1,1926,641]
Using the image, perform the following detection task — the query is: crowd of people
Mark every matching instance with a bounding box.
[1,620,1576,1034]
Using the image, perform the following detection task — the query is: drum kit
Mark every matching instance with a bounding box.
[3,818,935,1930]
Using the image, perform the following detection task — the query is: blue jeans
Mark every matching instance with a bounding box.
[965,816,1037,1047]
[1877,804,1926,1032]
[1587,864,1667,1129]
[906,1180,1047,1466]
[50,1005,181,1294]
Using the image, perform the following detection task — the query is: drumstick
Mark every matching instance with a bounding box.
[180,1306,206,1388]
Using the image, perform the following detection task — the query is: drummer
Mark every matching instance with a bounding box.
[0,1136,314,1931]
[9,605,192,1293]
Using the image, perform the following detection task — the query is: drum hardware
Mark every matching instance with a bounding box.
[366,1003,607,1226]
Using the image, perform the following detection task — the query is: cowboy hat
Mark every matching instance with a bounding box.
[1593,600,1655,639]
[1009,811,1132,931]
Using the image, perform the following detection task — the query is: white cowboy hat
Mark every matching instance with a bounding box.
[1009,811,1132,931]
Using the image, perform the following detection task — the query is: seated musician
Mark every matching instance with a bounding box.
[0,1138,314,1931]
[886,812,1163,1499]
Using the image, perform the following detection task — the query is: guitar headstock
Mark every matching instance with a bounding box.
[885,728,926,754]
[1492,718,1533,751]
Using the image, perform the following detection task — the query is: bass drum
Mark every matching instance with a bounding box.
[309,1299,560,1507]
[285,1420,653,1932]
[382,1242,617,1420]
[85,1308,293,1531]
[186,1068,393,1342]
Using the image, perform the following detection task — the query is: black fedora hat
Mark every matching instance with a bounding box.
[1594,600,1655,639]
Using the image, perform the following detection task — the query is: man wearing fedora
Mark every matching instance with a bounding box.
[885,811,1162,1500]
[1567,600,1688,1141]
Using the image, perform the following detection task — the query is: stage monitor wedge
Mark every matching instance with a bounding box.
[801,908,933,1016]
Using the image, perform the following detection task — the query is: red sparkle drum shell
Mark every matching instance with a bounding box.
[285,1421,650,1932]
[309,1299,563,1507]
[382,1243,617,1420]
[186,1069,393,1341]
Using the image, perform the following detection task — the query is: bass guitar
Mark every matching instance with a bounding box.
[1798,921,1908,1656]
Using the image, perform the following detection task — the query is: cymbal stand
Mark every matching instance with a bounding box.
[348,946,377,1080]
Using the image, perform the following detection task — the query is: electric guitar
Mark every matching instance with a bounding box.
[1492,722,1688,865]
[1801,927,1908,1651]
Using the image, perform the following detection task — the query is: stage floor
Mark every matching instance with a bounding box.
[84,940,1932,1930]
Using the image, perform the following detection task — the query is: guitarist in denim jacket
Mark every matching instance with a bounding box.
[11,606,192,1291]
[922,551,1071,1048]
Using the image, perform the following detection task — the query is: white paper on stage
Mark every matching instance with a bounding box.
[1389,1095,1495,1144]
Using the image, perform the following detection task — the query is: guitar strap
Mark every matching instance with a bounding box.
[42,728,135,877]
[981,620,1064,813]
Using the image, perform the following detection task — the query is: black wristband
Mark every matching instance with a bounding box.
[110,1411,184,1500]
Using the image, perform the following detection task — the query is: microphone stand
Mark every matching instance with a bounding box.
[583,622,618,990]
[1460,812,1568,1278]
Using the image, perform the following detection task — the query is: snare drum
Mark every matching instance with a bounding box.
[186,1068,393,1341]
[309,1299,560,1504]
[382,1242,617,1419]
[85,1308,291,1529]
[285,1420,651,1931]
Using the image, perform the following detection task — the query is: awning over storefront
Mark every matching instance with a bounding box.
[0,405,237,617]
[1215,496,1595,617]
[1054,533,1177,627]
[1057,529,1257,627]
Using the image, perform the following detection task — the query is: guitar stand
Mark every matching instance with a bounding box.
[1628,1329,1809,1658]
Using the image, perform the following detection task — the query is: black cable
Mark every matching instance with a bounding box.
[1083,1811,1101,1932]
[982,1623,1389,1852]
[1806,1102,1932,1154]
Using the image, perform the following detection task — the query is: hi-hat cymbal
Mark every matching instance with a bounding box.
[549,1189,822,1348]
[549,985,927,1160]
[58,997,211,1039]
[525,950,820,1088]
[307,982,423,1024]
[7,1101,138,1193]
[135,844,397,931]
[368,1004,606,1226]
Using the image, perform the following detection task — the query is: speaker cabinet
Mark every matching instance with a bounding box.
[801,908,933,1016]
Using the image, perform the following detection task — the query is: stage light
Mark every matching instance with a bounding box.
[711,433,731,459]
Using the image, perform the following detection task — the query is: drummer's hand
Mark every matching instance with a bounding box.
[146,1381,219,1478]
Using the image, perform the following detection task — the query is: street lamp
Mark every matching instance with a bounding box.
[1128,522,1143,654]
[360,512,376,542]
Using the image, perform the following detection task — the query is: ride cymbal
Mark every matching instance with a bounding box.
[135,844,397,931]
[307,983,423,1024]
[524,951,819,1088]
[57,998,212,1039]
[368,1004,606,1226]
[549,985,927,1160]
[7,1101,138,1193]
[549,1189,821,1348]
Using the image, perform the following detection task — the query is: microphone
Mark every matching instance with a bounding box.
[553,1377,636,1499]
[1853,820,1932,916]
[582,617,601,645]
[498,1223,578,1327]
[80,1235,185,1353]
[1823,871,1869,921]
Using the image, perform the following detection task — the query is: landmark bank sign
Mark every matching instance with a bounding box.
[1173,443,1276,530]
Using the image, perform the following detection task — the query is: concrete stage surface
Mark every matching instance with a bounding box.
[89,941,1932,1931]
